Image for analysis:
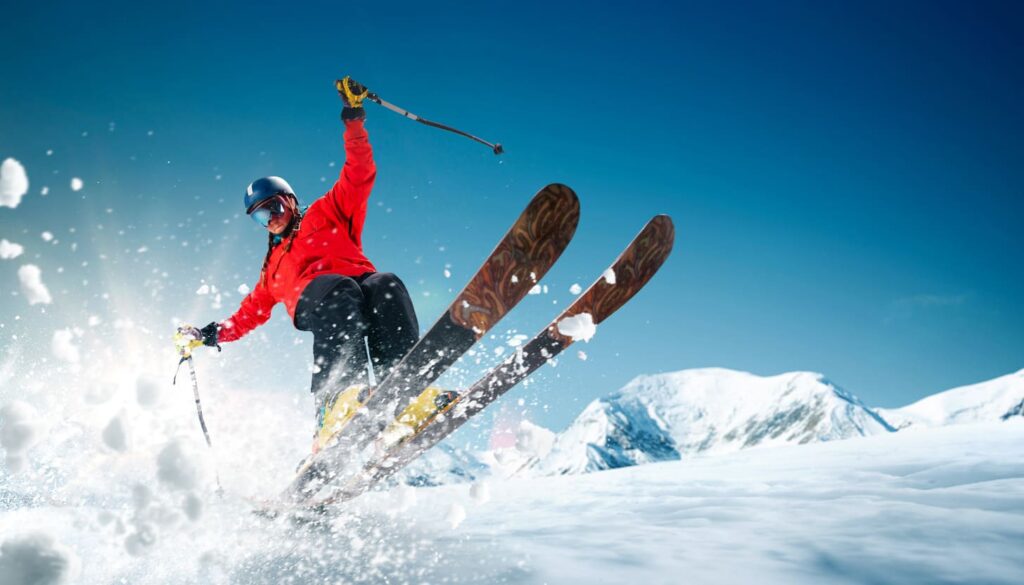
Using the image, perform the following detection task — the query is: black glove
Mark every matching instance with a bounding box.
[200,322,221,348]
[336,76,368,121]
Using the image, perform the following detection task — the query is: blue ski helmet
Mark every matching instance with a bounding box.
[244,176,296,213]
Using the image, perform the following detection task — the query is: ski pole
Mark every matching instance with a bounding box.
[175,355,215,448]
[363,336,377,387]
[365,91,504,155]
[173,327,224,495]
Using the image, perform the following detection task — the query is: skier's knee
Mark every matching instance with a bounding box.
[369,272,404,290]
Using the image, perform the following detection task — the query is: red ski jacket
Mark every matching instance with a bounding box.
[218,119,377,343]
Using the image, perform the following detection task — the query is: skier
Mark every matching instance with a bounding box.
[187,77,420,442]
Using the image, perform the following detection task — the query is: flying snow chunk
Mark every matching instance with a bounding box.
[515,420,556,459]
[132,484,152,511]
[40,186,49,196]
[0,239,24,259]
[445,503,467,529]
[557,312,597,342]
[528,284,542,295]
[507,334,529,347]
[183,493,203,521]
[136,375,161,407]
[470,481,491,504]
[195,284,210,295]
[124,524,157,556]
[1,401,40,471]
[83,383,114,405]
[17,265,52,305]
[157,439,203,491]
[70,177,84,192]
[0,532,79,585]
[577,350,588,361]
[237,284,250,295]
[569,283,582,295]
[102,415,128,452]
[602,268,616,285]
[0,158,29,208]
[52,329,80,364]
[41,231,53,242]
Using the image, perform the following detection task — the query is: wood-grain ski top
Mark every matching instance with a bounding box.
[547,214,674,346]
[450,184,580,334]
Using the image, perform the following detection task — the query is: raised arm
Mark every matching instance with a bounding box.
[323,77,376,223]
[324,117,376,221]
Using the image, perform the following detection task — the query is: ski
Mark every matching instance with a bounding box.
[287,184,581,499]
[310,214,675,508]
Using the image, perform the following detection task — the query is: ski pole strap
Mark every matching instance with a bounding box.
[366,92,504,155]
[172,356,187,385]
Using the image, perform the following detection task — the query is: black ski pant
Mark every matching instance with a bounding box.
[295,272,419,424]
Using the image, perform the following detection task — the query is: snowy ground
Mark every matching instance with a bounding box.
[3,411,1022,584]
[364,420,1024,585]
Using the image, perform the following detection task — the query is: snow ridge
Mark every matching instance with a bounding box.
[532,391,679,476]
[878,368,1024,430]
[530,368,894,476]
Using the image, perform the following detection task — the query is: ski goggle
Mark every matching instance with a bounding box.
[248,197,287,227]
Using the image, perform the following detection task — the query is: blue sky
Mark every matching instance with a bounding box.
[1,1,1022,442]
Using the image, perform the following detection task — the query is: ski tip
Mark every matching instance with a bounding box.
[522,184,580,237]
[651,214,675,241]
[493,143,504,155]
[539,183,580,209]
[644,214,676,259]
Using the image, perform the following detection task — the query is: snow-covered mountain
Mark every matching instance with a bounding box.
[878,368,1024,430]
[529,368,894,475]
[410,366,1024,484]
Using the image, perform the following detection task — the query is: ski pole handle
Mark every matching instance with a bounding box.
[174,325,204,358]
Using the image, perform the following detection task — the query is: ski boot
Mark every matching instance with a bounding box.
[312,384,373,454]
[378,387,461,449]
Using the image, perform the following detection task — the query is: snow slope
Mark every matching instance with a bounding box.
[3,360,1023,584]
[2,364,1023,584]
[448,419,1024,585]
[8,419,1019,584]
[879,368,1024,429]
[401,419,1024,585]
[532,368,894,475]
